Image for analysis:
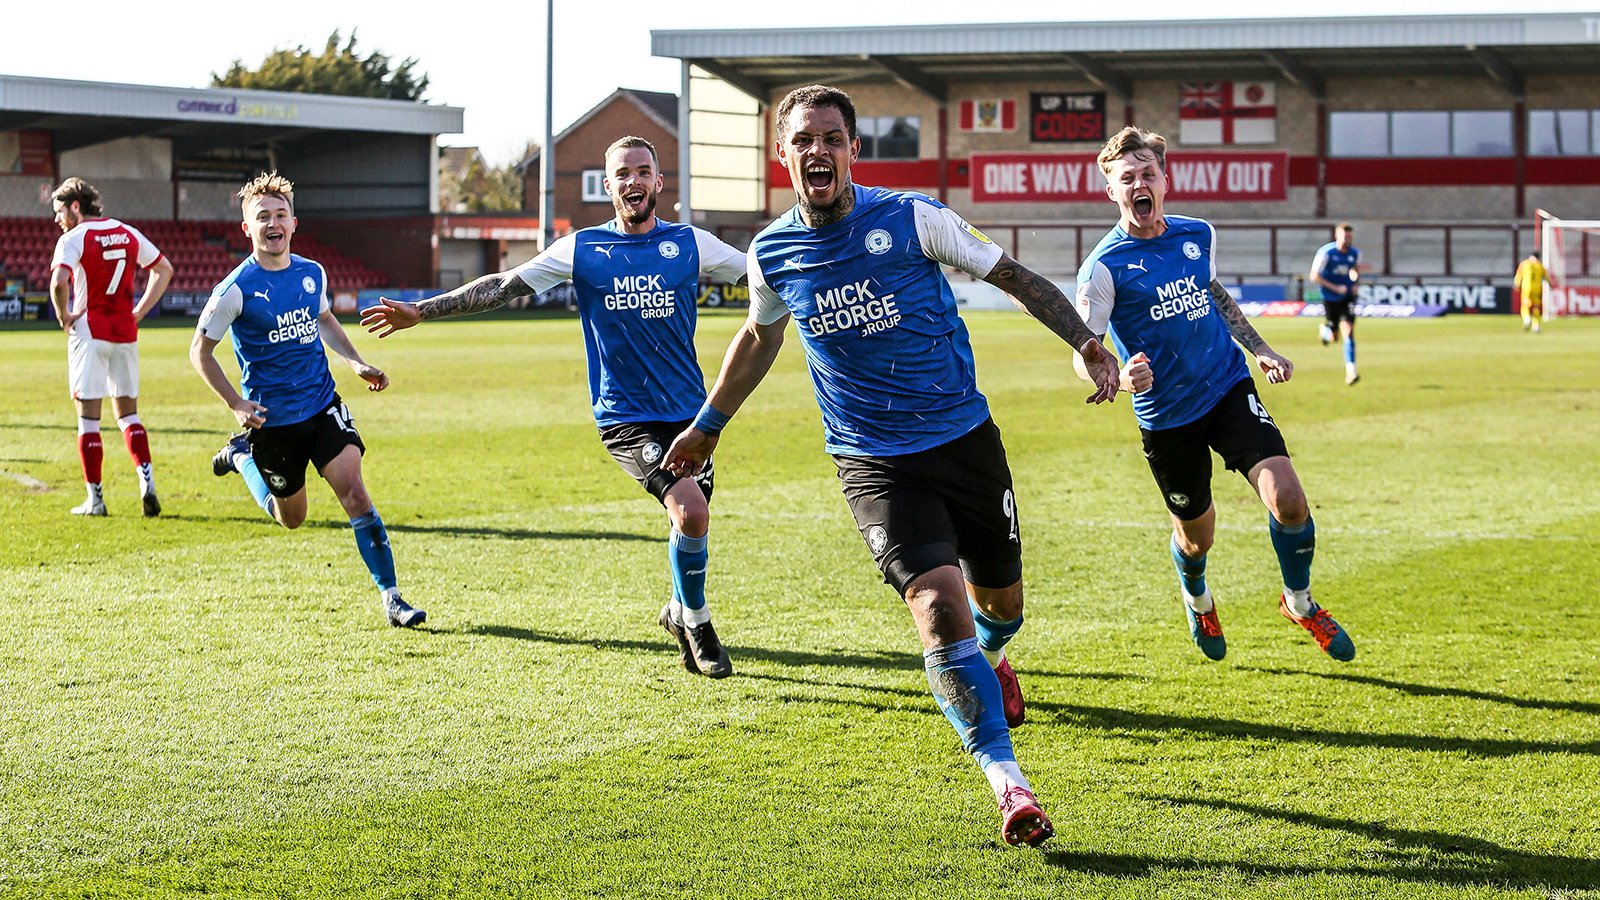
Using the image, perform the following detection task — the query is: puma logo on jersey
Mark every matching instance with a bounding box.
[1127,260,1148,273]
[593,246,614,259]
[253,290,272,302]
[782,256,805,271]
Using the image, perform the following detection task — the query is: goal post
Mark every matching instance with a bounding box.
[1537,209,1600,317]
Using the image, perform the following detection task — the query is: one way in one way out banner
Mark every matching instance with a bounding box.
[969,151,1289,203]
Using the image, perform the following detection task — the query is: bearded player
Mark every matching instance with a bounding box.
[360,136,747,678]
[664,85,1121,846]
[1075,126,1354,664]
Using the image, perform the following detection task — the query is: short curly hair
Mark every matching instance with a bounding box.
[239,171,295,214]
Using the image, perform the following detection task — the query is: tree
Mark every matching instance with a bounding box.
[439,148,527,213]
[212,30,428,101]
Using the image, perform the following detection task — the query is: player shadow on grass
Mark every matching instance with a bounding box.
[461,623,929,672]
[295,519,657,542]
[1037,795,1598,892]
[1242,666,1600,716]
[1019,696,1600,757]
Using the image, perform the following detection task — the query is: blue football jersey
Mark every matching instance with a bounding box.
[197,254,334,427]
[1312,242,1360,301]
[1075,215,1251,431]
[748,184,1003,456]
[514,220,746,427]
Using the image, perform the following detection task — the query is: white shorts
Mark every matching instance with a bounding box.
[68,335,139,401]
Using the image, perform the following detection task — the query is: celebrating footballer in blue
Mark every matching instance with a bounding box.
[361,137,747,679]
[665,85,1121,848]
[190,172,423,629]
[1075,127,1354,664]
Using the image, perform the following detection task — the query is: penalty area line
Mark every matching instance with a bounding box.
[1,470,51,492]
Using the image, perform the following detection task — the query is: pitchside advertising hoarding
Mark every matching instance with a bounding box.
[970,151,1288,203]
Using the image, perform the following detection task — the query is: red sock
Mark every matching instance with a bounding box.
[78,432,103,483]
[122,422,152,466]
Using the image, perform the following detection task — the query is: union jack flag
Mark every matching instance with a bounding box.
[1179,83,1225,115]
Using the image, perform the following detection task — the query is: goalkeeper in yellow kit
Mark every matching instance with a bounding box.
[1513,252,1545,333]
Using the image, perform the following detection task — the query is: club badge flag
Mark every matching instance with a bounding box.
[1179,81,1277,145]
[959,99,1017,133]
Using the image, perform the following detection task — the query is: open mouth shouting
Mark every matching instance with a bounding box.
[805,162,835,196]
[1132,195,1154,218]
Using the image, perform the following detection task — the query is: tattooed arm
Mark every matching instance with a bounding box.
[983,253,1119,404]
[359,271,536,337]
[1211,278,1294,384]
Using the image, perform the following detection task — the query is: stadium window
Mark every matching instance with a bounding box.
[1329,111,1388,157]
[581,169,606,203]
[1451,111,1511,156]
[857,116,921,160]
[1529,109,1594,156]
[1391,111,1450,157]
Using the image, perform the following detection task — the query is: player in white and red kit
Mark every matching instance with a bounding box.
[48,177,175,516]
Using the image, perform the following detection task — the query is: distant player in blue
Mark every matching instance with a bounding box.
[360,136,747,678]
[665,85,1121,848]
[190,172,423,628]
[1075,127,1354,664]
[1310,223,1362,384]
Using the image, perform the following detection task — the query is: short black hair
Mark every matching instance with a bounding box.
[775,84,857,141]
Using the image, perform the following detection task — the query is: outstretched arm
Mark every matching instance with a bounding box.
[664,315,789,477]
[983,254,1119,403]
[1211,279,1292,384]
[360,270,537,337]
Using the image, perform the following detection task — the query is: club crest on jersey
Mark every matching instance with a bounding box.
[659,241,679,259]
[1183,241,1201,260]
[865,229,892,255]
[1168,492,1190,508]
[641,442,663,465]
[302,276,316,293]
[866,525,889,555]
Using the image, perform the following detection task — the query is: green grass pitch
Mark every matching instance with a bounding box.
[1,311,1596,899]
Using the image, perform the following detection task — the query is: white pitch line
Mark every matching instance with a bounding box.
[0,470,50,491]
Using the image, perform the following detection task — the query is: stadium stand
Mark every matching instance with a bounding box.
[0,217,387,294]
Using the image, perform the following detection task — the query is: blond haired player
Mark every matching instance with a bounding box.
[190,172,424,628]
[49,177,175,516]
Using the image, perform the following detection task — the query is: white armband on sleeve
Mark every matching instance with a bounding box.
[912,199,1005,279]
[1075,261,1116,337]
[693,227,748,284]
[747,244,789,326]
[315,262,331,314]
[513,234,577,293]
[1207,222,1218,283]
[197,284,244,341]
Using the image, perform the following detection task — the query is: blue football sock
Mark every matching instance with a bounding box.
[968,596,1023,657]
[350,508,398,592]
[669,529,708,610]
[1268,514,1315,592]
[925,637,1015,770]
[1170,532,1208,596]
[1343,336,1356,365]
[236,455,275,516]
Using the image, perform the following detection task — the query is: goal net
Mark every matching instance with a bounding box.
[1538,210,1600,317]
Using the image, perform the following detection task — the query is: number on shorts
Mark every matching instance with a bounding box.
[103,249,127,294]
[327,401,357,434]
